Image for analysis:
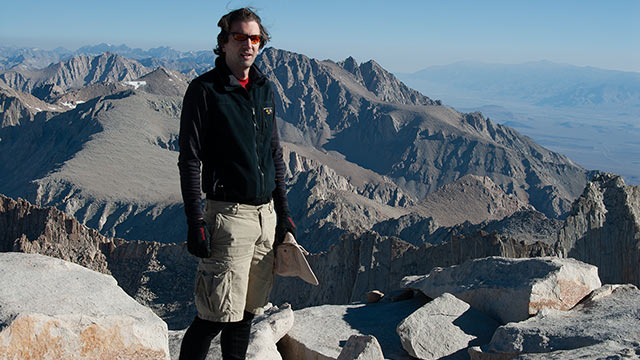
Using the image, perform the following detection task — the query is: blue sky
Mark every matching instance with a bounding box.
[1,0,638,73]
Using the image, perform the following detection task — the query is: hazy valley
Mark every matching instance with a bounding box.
[396,61,640,184]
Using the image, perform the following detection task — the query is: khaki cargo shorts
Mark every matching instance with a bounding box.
[194,199,276,323]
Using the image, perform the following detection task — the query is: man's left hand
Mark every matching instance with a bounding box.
[187,219,212,258]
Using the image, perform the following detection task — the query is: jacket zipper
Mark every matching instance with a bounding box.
[252,107,265,197]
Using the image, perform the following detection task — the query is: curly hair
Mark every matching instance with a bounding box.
[213,7,270,56]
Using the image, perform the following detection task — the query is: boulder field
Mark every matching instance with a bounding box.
[2,253,638,359]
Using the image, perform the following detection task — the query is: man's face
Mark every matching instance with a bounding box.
[223,20,261,77]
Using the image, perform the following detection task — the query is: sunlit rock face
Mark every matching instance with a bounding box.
[0,252,170,360]
[557,173,640,286]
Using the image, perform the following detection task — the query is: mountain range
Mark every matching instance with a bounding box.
[4,47,637,187]
[0,46,598,249]
[0,44,213,74]
[1,47,597,252]
[1,44,639,359]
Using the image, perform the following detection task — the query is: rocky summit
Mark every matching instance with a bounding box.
[271,257,639,359]
[0,194,559,328]
[2,192,639,359]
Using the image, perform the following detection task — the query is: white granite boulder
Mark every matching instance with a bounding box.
[278,296,428,359]
[337,335,384,360]
[246,304,295,359]
[0,252,169,359]
[397,293,499,359]
[469,284,640,359]
[168,303,294,360]
[402,256,601,323]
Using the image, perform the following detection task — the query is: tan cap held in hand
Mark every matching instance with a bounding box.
[275,232,319,286]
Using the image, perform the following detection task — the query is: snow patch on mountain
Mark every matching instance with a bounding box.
[124,80,147,89]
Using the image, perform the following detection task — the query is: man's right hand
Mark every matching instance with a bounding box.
[187,219,211,258]
[275,214,296,247]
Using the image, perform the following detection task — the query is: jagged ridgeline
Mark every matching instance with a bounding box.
[256,48,590,217]
[1,48,589,248]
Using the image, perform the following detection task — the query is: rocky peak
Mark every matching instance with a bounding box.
[66,52,149,87]
[256,48,437,147]
[557,173,640,286]
[337,56,361,79]
[258,48,324,88]
[0,52,149,99]
[336,54,437,106]
[257,48,369,146]
[463,112,490,132]
[135,66,189,97]
[359,59,436,106]
[0,68,32,94]
[0,86,63,127]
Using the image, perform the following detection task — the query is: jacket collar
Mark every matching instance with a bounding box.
[214,55,267,90]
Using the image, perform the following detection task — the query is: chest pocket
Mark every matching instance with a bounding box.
[256,104,274,139]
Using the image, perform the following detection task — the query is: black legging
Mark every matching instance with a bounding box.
[179,311,255,360]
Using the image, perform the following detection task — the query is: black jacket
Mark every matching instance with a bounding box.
[178,56,289,222]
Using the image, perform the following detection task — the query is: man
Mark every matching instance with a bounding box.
[177,8,295,360]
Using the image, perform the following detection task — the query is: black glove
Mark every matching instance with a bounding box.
[187,219,211,258]
[275,214,296,246]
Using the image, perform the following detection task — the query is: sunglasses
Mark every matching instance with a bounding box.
[230,32,262,45]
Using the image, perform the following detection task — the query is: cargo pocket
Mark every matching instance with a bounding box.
[194,259,233,321]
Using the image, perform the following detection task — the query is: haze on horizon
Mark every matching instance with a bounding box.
[1,0,638,74]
